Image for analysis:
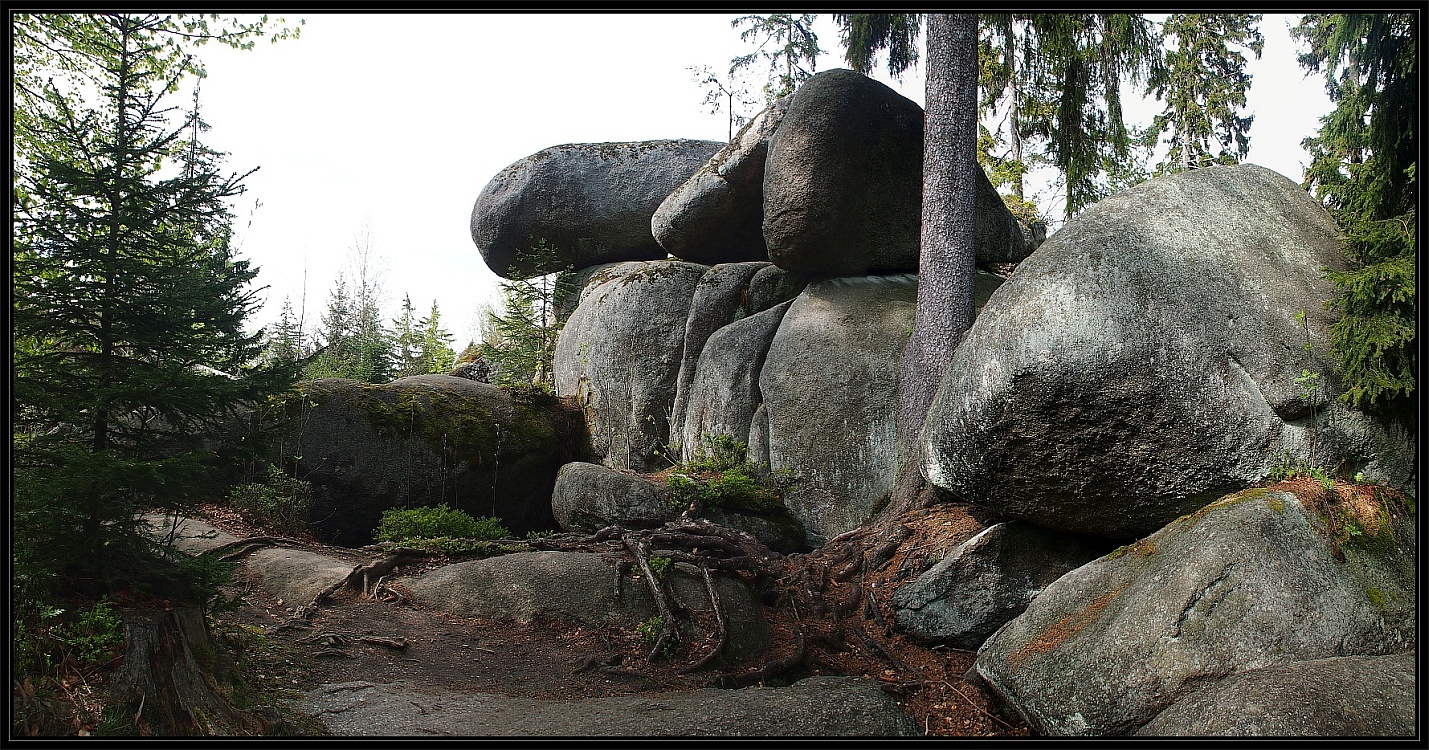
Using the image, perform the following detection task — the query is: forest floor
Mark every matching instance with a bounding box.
[196,502,1030,738]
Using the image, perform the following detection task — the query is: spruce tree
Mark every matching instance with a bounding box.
[1148,14,1264,174]
[731,13,822,102]
[1025,14,1163,220]
[418,301,457,375]
[1294,13,1417,423]
[12,13,299,593]
[265,297,304,364]
[479,241,572,389]
[392,294,424,377]
[303,242,395,383]
[833,13,979,512]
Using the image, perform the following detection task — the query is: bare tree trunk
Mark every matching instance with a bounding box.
[892,13,978,513]
[1005,19,1025,199]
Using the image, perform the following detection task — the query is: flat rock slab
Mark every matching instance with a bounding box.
[295,676,919,737]
[141,513,243,555]
[245,547,370,611]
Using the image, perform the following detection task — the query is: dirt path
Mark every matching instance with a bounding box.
[196,506,1027,738]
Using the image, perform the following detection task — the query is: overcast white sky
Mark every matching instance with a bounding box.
[190,13,1332,346]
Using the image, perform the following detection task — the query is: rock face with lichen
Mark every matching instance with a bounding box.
[471,140,722,278]
[973,485,1416,736]
[267,375,588,546]
[652,97,792,265]
[921,164,1417,539]
[762,69,1041,276]
[553,260,709,472]
[892,522,1112,650]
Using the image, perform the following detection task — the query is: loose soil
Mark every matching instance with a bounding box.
[196,503,1030,738]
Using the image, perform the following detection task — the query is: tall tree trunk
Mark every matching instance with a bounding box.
[892,13,978,512]
[1005,21,1025,199]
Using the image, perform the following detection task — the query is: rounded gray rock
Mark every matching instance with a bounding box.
[653,98,791,266]
[763,69,1035,276]
[551,461,680,533]
[553,260,709,471]
[760,275,917,545]
[1135,651,1417,737]
[921,164,1413,538]
[974,486,1417,736]
[471,140,722,278]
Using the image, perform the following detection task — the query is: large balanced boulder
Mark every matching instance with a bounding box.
[652,97,791,266]
[471,140,722,278]
[921,164,1416,538]
[554,260,709,471]
[973,484,1417,736]
[763,69,1039,276]
[270,376,587,546]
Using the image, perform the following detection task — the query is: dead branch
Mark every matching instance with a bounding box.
[624,533,678,662]
[357,636,407,650]
[678,566,728,674]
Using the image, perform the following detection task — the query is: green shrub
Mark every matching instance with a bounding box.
[375,503,509,543]
[1267,451,1334,490]
[59,597,124,666]
[228,464,313,535]
[667,435,789,514]
[390,536,520,556]
[687,433,752,473]
[636,614,664,644]
[648,556,672,580]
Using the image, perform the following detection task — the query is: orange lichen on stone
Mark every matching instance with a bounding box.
[1007,587,1124,666]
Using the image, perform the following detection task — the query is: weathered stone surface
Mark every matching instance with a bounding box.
[763,69,1036,276]
[406,551,771,663]
[553,260,709,471]
[471,140,722,278]
[893,522,1111,650]
[921,164,1416,538]
[551,461,680,532]
[273,375,587,546]
[298,675,919,737]
[141,513,242,556]
[550,461,804,553]
[246,548,368,610]
[760,275,917,545]
[669,262,773,448]
[653,97,791,266]
[974,486,1417,737]
[1136,651,1417,737]
[678,302,791,463]
[745,263,809,313]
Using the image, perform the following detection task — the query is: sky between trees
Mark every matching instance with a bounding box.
[186,13,1334,347]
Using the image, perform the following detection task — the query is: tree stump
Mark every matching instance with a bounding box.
[108,606,262,736]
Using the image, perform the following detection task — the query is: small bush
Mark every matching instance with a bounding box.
[375,503,509,544]
[636,614,664,644]
[687,433,752,474]
[58,597,124,666]
[391,536,521,557]
[228,464,313,535]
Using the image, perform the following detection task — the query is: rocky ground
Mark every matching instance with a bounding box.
[196,503,1029,738]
